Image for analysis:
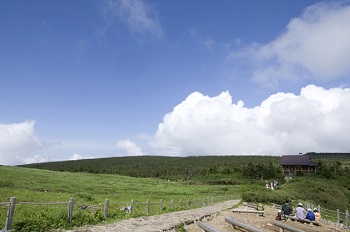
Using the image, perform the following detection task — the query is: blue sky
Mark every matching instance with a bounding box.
[1,0,350,165]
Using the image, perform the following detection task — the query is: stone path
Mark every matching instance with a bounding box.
[67,199,240,232]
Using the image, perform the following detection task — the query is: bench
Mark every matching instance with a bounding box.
[232,209,264,216]
[272,203,282,209]
[197,221,221,232]
[243,202,258,209]
[285,215,320,226]
[225,217,263,232]
[274,221,305,232]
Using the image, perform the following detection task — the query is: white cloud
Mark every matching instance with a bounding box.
[116,139,143,156]
[228,1,350,86]
[103,0,163,38]
[21,155,49,165]
[0,120,44,165]
[69,153,96,161]
[151,85,350,155]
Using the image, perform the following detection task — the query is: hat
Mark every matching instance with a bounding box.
[298,203,303,206]
[307,208,311,211]
[314,208,318,212]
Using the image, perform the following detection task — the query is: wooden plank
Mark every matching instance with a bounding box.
[197,221,221,232]
[232,209,264,214]
[274,221,305,232]
[243,202,258,208]
[285,215,320,226]
[225,217,263,232]
[272,203,282,209]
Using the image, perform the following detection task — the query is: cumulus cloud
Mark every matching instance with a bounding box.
[228,1,350,86]
[0,120,44,165]
[116,139,143,156]
[151,85,350,155]
[102,0,163,38]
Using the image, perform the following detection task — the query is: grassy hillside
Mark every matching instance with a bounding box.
[241,174,350,211]
[0,165,240,231]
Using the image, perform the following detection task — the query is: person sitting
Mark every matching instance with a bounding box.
[275,210,283,220]
[306,208,315,221]
[306,208,316,221]
[295,203,307,220]
[281,200,293,219]
[313,208,321,222]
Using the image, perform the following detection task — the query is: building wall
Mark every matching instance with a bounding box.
[282,165,316,177]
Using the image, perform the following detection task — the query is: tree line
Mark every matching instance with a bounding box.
[19,153,350,182]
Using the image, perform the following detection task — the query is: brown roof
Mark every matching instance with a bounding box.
[280,154,317,166]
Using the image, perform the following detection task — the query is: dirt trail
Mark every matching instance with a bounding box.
[185,204,346,232]
[67,200,346,232]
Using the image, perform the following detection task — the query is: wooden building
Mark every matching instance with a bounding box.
[280,154,317,177]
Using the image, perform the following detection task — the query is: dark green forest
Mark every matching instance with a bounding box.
[19,153,350,181]
[20,155,281,180]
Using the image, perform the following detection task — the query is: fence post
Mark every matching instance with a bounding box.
[130,199,134,213]
[5,197,16,231]
[104,199,109,219]
[318,205,321,214]
[180,199,183,208]
[337,209,340,223]
[346,210,349,228]
[68,198,74,224]
[160,199,163,211]
[187,198,190,208]
[146,199,150,214]
[171,199,174,209]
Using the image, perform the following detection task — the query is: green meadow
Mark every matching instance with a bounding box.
[0,165,240,231]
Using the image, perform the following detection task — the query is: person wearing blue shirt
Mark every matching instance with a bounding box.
[306,208,316,221]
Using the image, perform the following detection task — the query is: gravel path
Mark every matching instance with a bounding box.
[66,199,240,232]
[67,200,347,232]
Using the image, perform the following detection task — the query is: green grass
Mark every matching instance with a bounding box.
[2,164,350,231]
[0,166,240,231]
[241,174,350,213]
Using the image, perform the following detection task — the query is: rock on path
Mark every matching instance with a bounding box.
[66,199,240,232]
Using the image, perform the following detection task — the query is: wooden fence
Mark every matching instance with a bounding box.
[298,200,349,228]
[272,201,350,229]
[1,195,237,231]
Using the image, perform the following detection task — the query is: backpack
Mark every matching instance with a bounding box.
[257,203,264,211]
[275,211,282,220]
